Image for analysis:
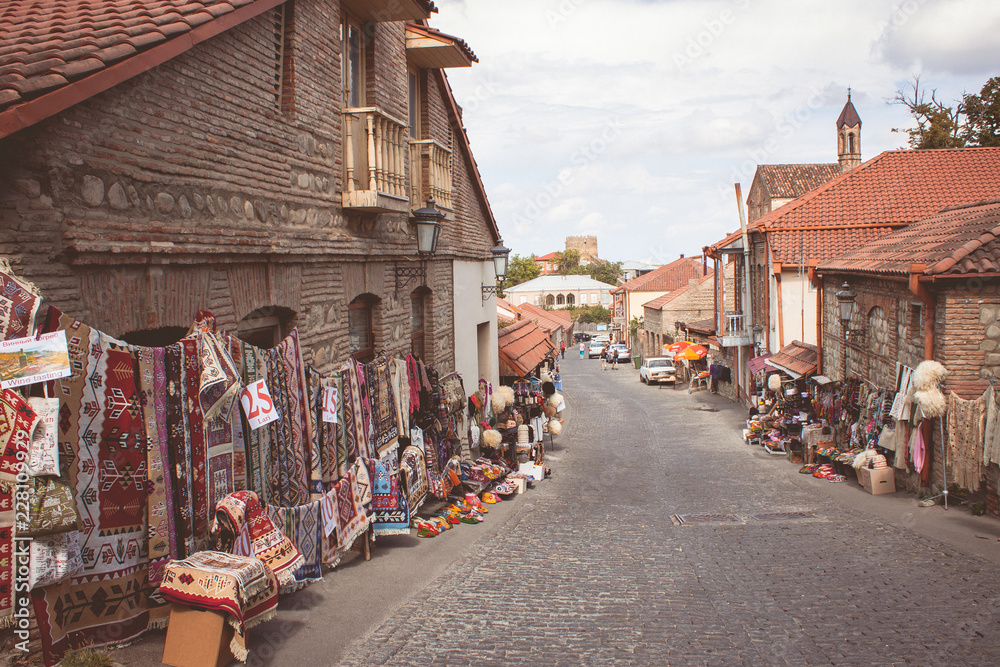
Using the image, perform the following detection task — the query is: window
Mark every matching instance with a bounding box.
[410,289,428,359]
[348,295,377,361]
[408,69,420,139]
[343,19,364,107]
[273,1,295,117]
[556,294,565,306]
[519,296,527,305]
[567,294,575,306]
[237,306,296,349]
[545,294,555,306]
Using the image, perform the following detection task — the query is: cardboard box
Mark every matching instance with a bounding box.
[162,603,235,667]
[858,466,896,495]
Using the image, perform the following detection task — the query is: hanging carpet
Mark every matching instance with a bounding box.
[212,490,303,589]
[0,259,41,341]
[365,458,410,536]
[267,498,323,589]
[369,356,399,455]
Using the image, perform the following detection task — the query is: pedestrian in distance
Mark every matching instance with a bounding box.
[579,341,586,359]
[601,344,610,371]
[611,346,620,370]
[560,342,566,359]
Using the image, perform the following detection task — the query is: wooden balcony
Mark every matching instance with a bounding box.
[720,311,752,347]
[409,139,453,213]
[342,107,410,213]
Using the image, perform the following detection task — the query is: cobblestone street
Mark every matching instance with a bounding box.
[331,353,1000,666]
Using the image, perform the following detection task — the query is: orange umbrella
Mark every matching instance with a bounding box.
[674,344,708,360]
[663,341,694,354]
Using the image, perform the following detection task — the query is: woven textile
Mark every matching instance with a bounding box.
[159,551,277,663]
[946,391,986,492]
[240,343,273,504]
[327,471,367,550]
[32,313,149,665]
[212,491,303,588]
[29,531,83,590]
[365,458,410,536]
[21,476,77,536]
[356,361,376,457]
[25,396,59,476]
[370,357,399,455]
[0,260,40,341]
[390,358,410,437]
[136,346,175,585]
[342,362,362,461]
[399,446,429,513]
[306,367,325,499]
[267,499,323,587]
[984,386,1000,466]
[0,388,35,483]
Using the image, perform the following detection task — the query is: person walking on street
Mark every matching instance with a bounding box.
[579,341,586,359]
[601,343,610,371]
[611,346,620,370]
[560,342,566,359]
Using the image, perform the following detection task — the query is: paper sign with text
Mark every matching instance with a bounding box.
[322,386,339,423]
[0,331,71,389]
[240,379,279,429]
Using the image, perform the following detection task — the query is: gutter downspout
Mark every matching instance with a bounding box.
[909,264,934,360]
[773,262,785,349]
[808,262,822,375]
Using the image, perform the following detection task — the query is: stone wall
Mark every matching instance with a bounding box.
[565,235,598,264]
[0,3,497,375]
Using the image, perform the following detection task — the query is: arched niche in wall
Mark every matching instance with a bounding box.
[237,305,297,349]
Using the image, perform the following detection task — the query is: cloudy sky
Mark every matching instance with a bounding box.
[431,0,1000,266]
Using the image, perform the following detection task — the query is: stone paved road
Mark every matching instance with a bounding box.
[333,353,1000,666]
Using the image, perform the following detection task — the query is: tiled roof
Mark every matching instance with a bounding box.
[404,22,477,65]
[642,287,686,311]
[748,148,1000,265]
[0,0,290,138]
[754,164,841,200]
[614,256,703,293]
[818,199,1000,277]
[766,340,818,378]
[684,317,716,335]
[497,318,554,378]
[837,96,861,128]
[534,251,559,261]
[517,302,566,334]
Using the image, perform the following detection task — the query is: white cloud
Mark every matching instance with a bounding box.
[434,0,996,263]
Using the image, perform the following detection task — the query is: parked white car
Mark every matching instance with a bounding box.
[588,341,607,358]
[639,357,677,384]
[611,343,631,362]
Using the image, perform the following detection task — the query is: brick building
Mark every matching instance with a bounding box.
[610,255,704,346]
[817,199,1000,511]
[0,0,503,384]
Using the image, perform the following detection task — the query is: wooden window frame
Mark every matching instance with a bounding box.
[343,16,366,108]
[348,299,375,362]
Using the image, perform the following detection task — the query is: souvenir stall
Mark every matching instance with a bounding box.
[0,263,525,665]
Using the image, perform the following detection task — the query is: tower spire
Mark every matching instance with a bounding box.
[837,89,861,171]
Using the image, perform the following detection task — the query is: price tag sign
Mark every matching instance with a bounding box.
[240,379,279,430]
[322,386,339,424]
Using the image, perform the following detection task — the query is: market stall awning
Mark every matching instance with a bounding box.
[765,341,818,379]
[497,319,555,378]
[747,353,773,376]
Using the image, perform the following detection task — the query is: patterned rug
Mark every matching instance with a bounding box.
[0,388,36,483]
[28,531,83,591]
[366,458,410,536]
[369,357,399,455]
[32,311,149,665]
[325,470,368,552]
[0,482,13,628]
[267,499,323,588]
[0,259,41,341]
[399,446,429,514]
[212,491,303,589]
[239,343,273,505]
[158,550,277,662]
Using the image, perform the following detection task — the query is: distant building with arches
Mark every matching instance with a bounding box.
[503,275,614,310]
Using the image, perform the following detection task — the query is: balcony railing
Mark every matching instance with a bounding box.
[720,311,751,347]
[409,139,453,211]
[342,107,410,213]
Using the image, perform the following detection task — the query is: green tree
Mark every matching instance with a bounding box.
[963,76,1000,147]
[588,259,623,286]
[505,253,540,288]
[555,249,581,275]
[891,76,965,149]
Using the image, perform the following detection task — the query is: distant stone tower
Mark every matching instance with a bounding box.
[565,235,599,264]
[837,89,862,171]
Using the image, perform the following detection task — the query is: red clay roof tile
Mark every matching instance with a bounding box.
[754,163,841,200]
[736,148,1000,265]
[615,256,703,293]
[817,199,1000,277]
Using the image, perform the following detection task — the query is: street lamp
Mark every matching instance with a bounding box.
[751,323,764,353]
[835,281,864,379]
[482,239,511,301]
[395,199,444,289]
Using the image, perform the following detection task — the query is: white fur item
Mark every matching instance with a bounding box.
[912,360,947,391]
[548,419,563,435]
[915,387,947,418]
[498,385,516,408]
[546,392,562,409]
[482,429,502,447]
[490,393,506,414]
[768,374,782,391]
